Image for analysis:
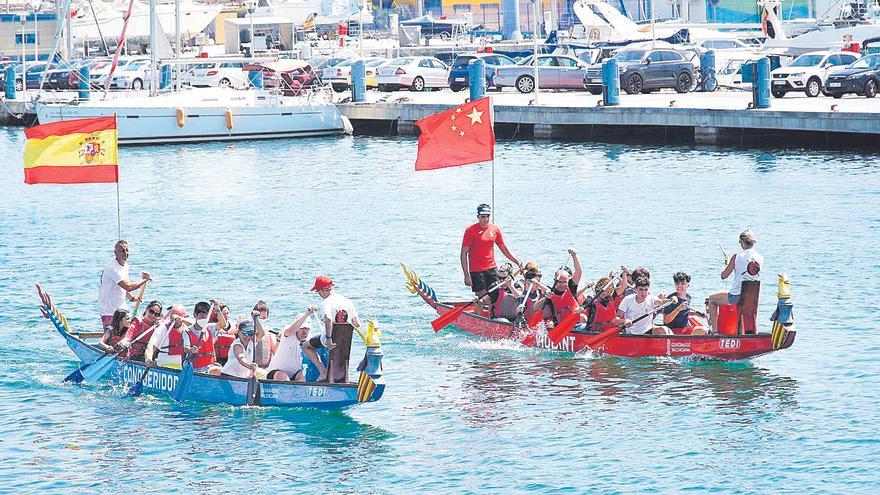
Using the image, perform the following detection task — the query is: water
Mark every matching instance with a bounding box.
[1,128,879,493]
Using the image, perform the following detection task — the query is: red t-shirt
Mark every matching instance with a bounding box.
[462,223,506,272]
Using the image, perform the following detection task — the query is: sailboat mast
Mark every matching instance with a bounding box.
[175,0,180,90]
[149,0,157,95]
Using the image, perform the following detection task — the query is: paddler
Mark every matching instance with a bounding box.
[586,269,628,332]
[220,319,264,379]
[266,307,317,382]
[533,249,584,326]
[119,300,163,361]
[662,272,707,335]
[99,309,130,352]
[460,204,522,318]
[143,304,189,369]
[184,301,223,375]
[97,240,151,328]
[706,229,764,333]
[617,277,672,335]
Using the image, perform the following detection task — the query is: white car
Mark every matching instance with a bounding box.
[770,51,860,98]
[90,57,148,89]
[376,56,449,92]
[322,57,386,92]
[183,61,250,88]
[109,59,153,90]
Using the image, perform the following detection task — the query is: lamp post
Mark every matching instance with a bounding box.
[247,0,256,57]
[358,0,364,57]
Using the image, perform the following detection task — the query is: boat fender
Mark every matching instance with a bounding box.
[176,107,185,128]
[342,115,353,135]
[225,108,233,130]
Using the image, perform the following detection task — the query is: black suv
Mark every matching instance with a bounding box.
[824,54,880,98]
[585,48,696,95]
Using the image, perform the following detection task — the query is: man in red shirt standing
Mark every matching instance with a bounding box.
[460,204,521,318]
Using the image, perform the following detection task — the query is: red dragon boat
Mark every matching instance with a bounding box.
[402,263,796,361]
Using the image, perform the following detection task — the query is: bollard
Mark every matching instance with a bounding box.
[5,65,15,99]
[469,58,486,100]
[160,64,172,90]
[78,64,90,101]
[351,59,366,102]
[248,70,264,89]
[602,57,620,106]
[753,57,771,109]
[700,50,717,92]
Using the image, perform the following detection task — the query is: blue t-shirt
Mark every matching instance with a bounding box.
[662,293,692,329]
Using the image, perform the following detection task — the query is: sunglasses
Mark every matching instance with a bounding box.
[148,309,161,317]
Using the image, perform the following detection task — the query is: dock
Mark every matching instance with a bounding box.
[338,90,880,149]
[5,88,879,149]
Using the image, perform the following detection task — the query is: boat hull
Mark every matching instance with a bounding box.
[35,90,345,145]
[402,264,796,361]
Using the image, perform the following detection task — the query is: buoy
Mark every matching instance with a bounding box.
[176,108,185,128]
[225,108,233,130]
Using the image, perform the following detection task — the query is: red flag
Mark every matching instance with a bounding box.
[337,21,349,35]
[415,97,494,171]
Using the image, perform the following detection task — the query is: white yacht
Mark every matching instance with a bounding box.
[35,87,348,145]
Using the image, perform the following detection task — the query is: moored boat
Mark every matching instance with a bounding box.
[401,263,796,361]
[37,286,385,409]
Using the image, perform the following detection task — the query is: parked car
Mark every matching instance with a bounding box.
[183,61,249,88]
[494,54,589,93]
[376,56,449,92]
[44,60,98,90]
[770,51,859,98]
[88,58,145,89]
[322,57,385,92]
[585,48,696,95]
[824,53,880,98]
[11,63,52,90]
[448,53,517,92]
[109,58,153,89]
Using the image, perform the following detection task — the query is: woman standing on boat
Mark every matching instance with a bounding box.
[706,230,763,333]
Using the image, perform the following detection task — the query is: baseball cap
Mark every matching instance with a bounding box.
[238,320,255,336]
[310,275,334,291]
[477,204,491,215]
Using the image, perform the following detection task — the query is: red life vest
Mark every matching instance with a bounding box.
[166,326,187,356]
[126,317,154,361]
[549,289,577,322]
[215,333,235,361]
[591,295,621,331]
[189,328,216,369]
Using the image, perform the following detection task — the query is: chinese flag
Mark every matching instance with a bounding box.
[23,116,118,184]
[415,97,494,171]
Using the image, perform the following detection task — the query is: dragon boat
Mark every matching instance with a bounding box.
[402,264,796,361]
[37,286,385,409]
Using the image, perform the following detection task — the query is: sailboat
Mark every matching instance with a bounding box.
[37,0,348,144]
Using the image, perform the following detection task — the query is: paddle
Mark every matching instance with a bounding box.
[584,300,676,351]
[131,280,148,318]
[719,244,729,265]
[171,302,215,403]
[431,277,513,332]
[64,323,157,384]
[126,365,151,397]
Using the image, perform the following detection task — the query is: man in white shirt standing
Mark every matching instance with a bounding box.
[98,240,151,328]
[303,275,360,383]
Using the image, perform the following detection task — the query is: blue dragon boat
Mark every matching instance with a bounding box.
[37,285,386,409]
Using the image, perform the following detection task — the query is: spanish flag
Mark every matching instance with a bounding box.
[24,116,118,185]
[302,12,316,31]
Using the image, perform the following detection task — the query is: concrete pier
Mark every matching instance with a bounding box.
[338,90,880,150]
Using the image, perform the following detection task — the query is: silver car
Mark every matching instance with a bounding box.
[493,54,589,93]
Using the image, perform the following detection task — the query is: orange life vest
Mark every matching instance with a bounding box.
[189,328,216,369]
[591,296,621,331]
[215,333,235,361]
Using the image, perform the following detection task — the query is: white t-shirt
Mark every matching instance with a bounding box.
[321,292,359,327]
[618,293,659,335]
[267,331,304,375]
[221,338,254,378]
[146,322,180,367]
[730,247,764,296]
[98,259,129,316]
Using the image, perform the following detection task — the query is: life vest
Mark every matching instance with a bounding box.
[166,326,187,356]
[549,289,577,323]
[215,333,236,361]
[126,317,154,360]
[591,296,620,331]
[189,328,216,369]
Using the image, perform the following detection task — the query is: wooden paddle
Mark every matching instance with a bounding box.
[431,277,512,332]
[541,275,618,346]
[131,280,148,317]
[64,322,157,384]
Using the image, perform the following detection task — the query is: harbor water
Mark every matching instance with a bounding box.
[0,128,878,493]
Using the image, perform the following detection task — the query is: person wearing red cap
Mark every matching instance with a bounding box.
[303,275,359,383]
[461,204,521,318]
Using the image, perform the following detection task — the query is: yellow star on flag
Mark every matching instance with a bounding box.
[466,107,483,125]
[459,131,465,137]
[451,125,457,131]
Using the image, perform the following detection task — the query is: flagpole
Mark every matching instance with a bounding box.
[116,181,121,240]
[491,159,495,225]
